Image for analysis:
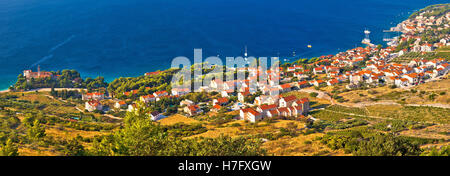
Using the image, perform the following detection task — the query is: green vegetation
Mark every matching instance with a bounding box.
[366,105,450,124]
[309,92,318,97]
[0,139,19,156]
[90,106,266,156]
[13,70,108,91]
[50,88,81,100]
[319,130,426,156]
[421,145,450,156]
[371,119,432,133]
[108,69,179,99]
[2,3,449,155]
[207,113,235,126]
[163,122,207,137]
[409,4,450,19]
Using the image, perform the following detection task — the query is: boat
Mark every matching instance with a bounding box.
[244,45,248,61]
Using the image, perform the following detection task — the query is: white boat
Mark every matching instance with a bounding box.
[244,45,248,61]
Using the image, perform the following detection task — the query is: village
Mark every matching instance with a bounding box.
[75,9,449,123]
[2,3,449,157]
[17,8,450,125]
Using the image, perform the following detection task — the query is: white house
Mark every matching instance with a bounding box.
[114,101,127,109]
[279,95,297,107]
[140,94,156,103]
[149,111,166,121]
[85,100,103,112]
[240,108,262,123]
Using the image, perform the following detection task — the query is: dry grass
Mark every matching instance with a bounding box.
[282,91,331,108]
[17,92,56,104]
[365,105,450,124]
[45,126,108,140]
[188,120,305,139]
[400,124,450,140]
[338,86,393,103]
[338,78,450,105]
[18,145,61,156]
[188,124,242,138]
[416,75,450,92]
[159,114,200,126]
[262,133,349,156]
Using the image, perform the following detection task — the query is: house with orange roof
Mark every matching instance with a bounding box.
[211,104,223,112]
[290,105,303,117]
[293,72,308,80]
[171,87,190,96]
[153,90,168,97]
[184,105,203,116]
[145,71,162,76]
[23,66,55,80]
[292,98,310,113]
[395,78,409,87]
[213,97,229,106]
[266,109,280,118]
[287,67,296,72]
[296,81,310,89]
[327,79,340,86]
[403,73,420,84]
[85,100,103,112]
[279,95,298,107]
[140,94,156,103]
[311,79,326,87]
[278,83,292,93]
[82,92,105,101]
[240,108,262,123]
[276,107,291,117]
[256,104,277,116]
[124,89,139,96]
[325,66,339,74]
[114,101,127,109]
[437,63,449,71]
[313,67,325,75]
[254,95,278,106]
[434,68,445,77]
[420,43,434,52]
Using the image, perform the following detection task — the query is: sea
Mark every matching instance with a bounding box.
[0,0,448,90]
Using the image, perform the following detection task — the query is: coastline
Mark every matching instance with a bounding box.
[0,5,426,91]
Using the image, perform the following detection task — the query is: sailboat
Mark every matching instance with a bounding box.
[244,45,248,61]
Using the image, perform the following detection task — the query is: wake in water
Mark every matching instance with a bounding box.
[30,54,53,68]
[49,35,75,53]
[29,35,76,68]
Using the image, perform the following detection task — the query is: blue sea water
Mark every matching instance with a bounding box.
[0,0,448,90]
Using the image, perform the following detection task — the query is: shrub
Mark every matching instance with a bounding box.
[309,92,318,97]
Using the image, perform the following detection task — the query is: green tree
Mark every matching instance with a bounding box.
[90,104,265,156]
[63,139,86,156]
[420,146,450,156]
[26,120,46,141]
[0,139,19,156]
[354,134,421,156]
